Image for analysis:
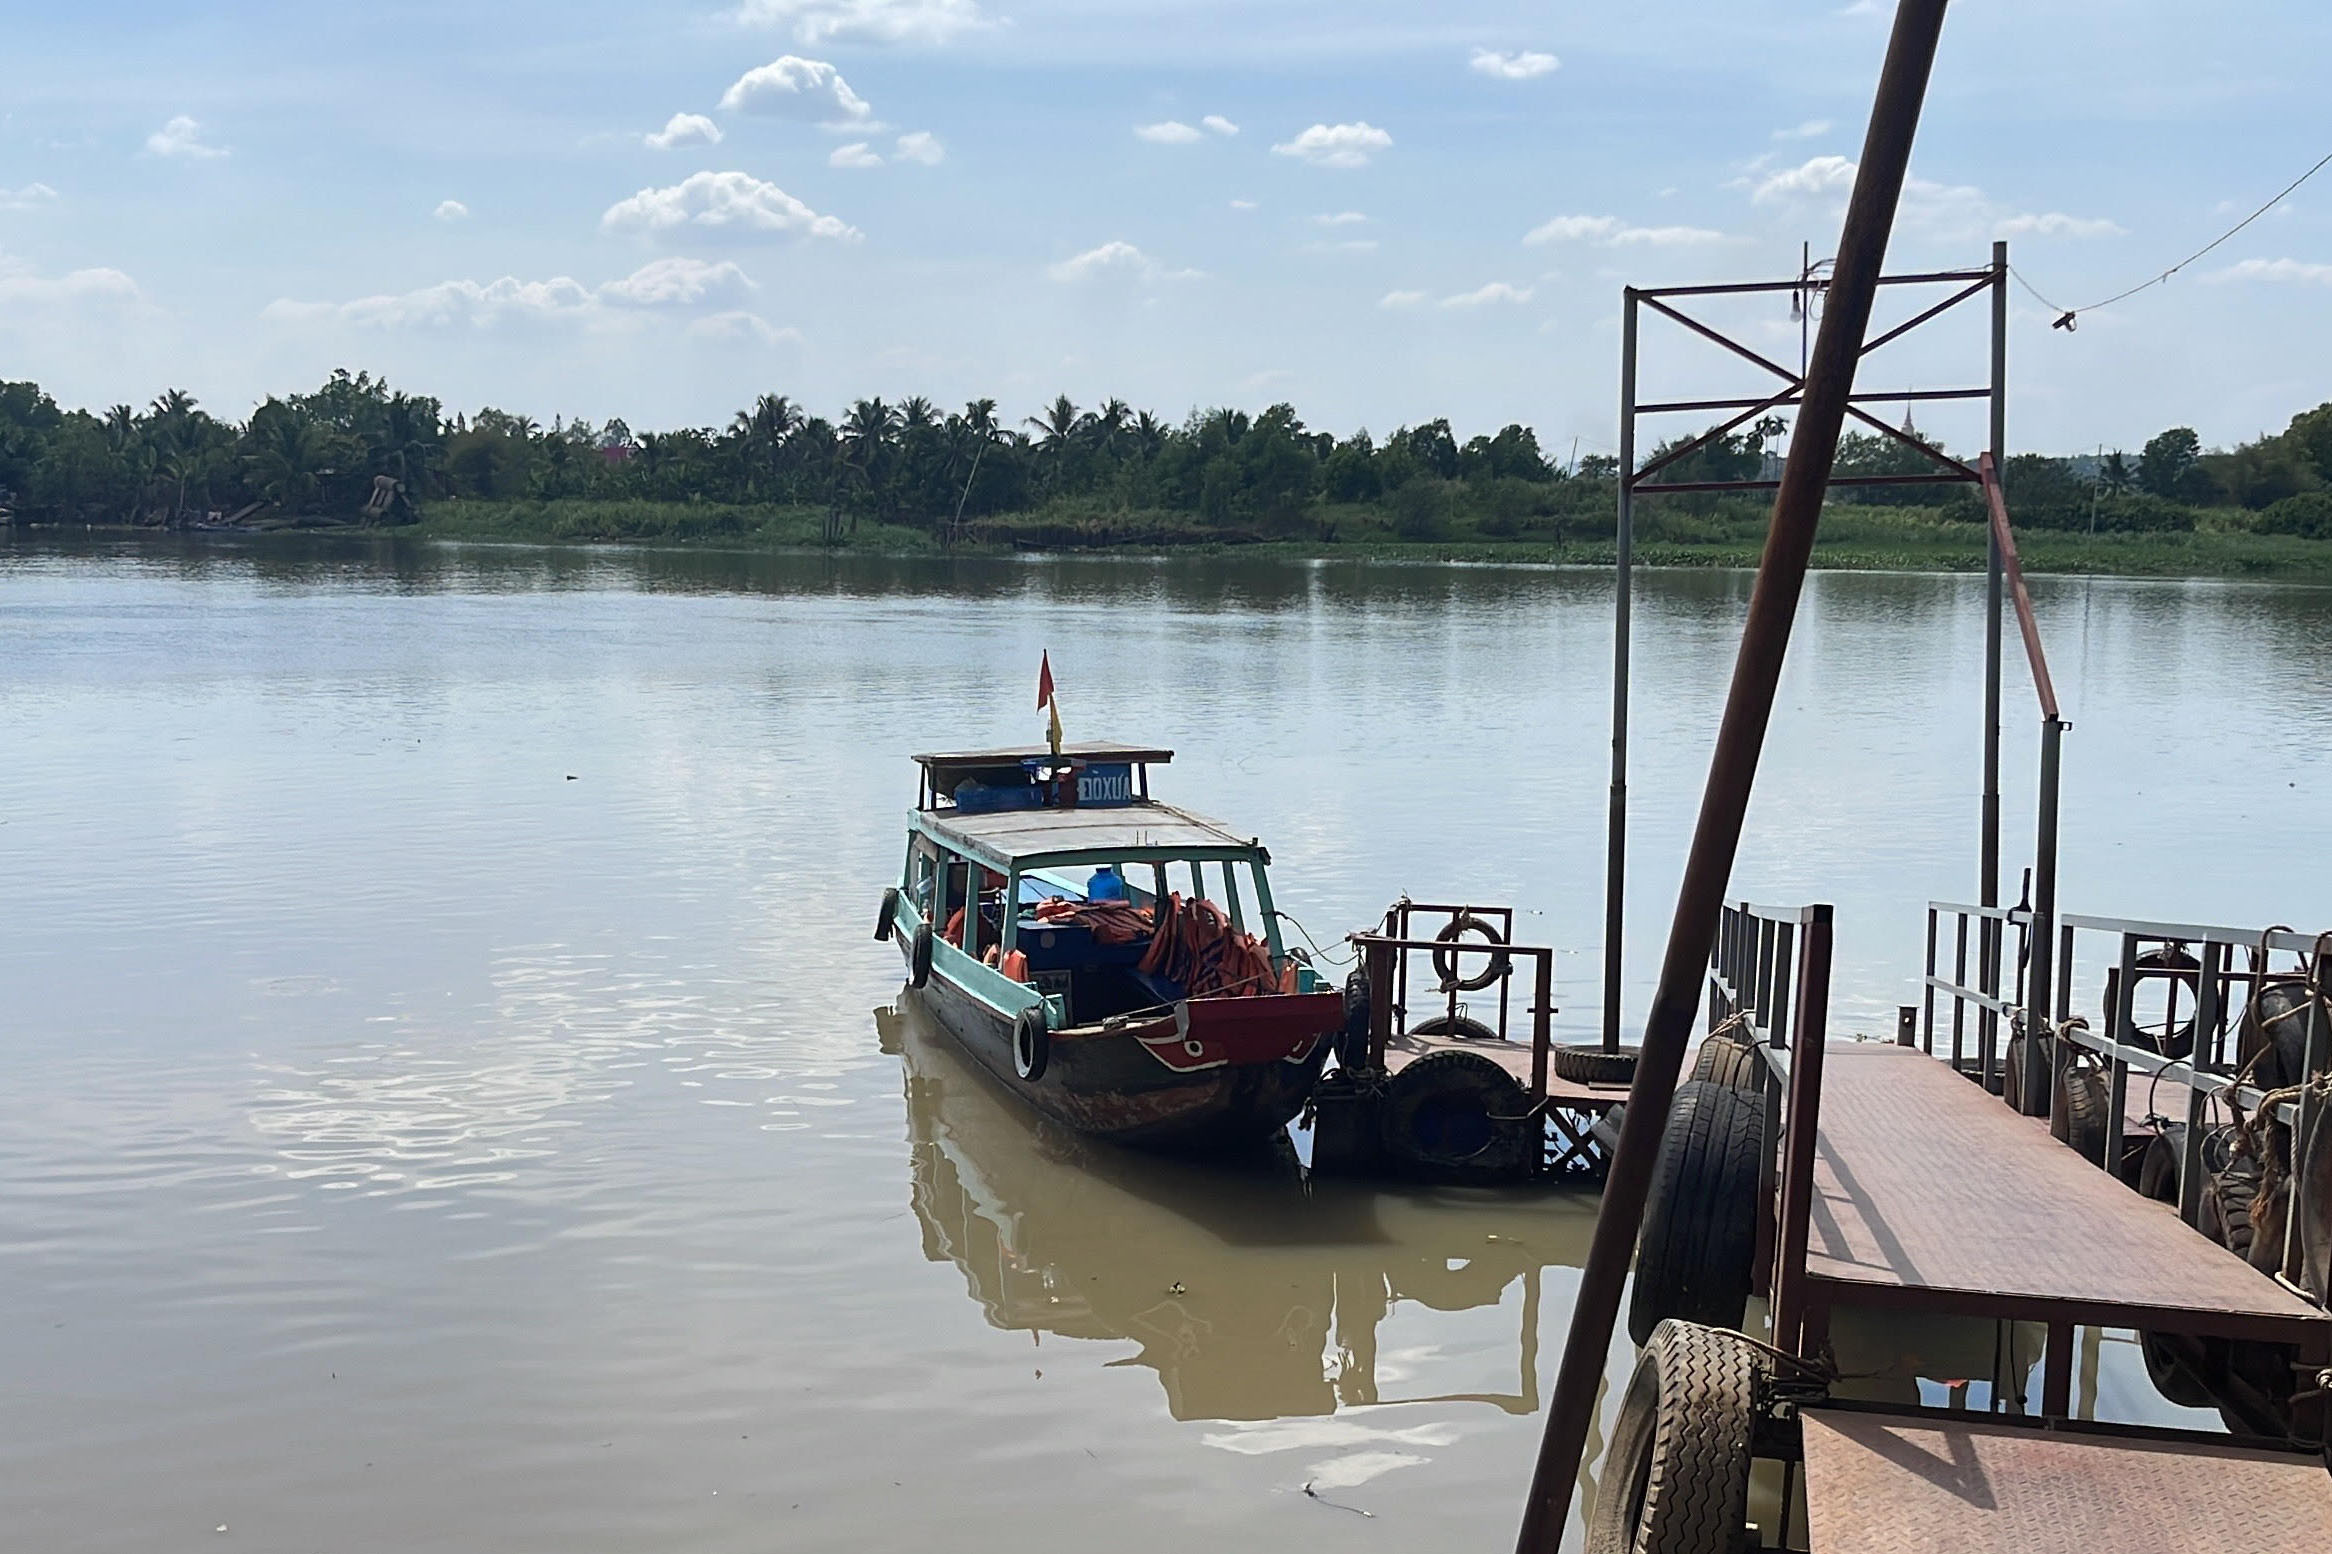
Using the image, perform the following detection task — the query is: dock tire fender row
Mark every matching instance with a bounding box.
[1553,1042,1641,1087]
[1430,914,1512,993]
[1689,1035,1763,1095]
[1012,1006,1050,1083]
[1584,1319,1768,1554]
[2001,1029,2053,1117]
[876,887,901,943]
[1628,1080,1765,1348]
[908,924,934,989]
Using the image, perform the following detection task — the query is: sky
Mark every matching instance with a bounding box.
[2,0,2328,459]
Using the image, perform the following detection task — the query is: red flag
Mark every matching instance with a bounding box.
[1037,651,1055,710]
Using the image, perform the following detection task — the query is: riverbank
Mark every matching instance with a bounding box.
[399,498,2332,580]
[18,499,2332,580]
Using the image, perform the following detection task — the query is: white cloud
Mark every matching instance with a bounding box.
[0,182,60,211]
[263,259,755,330]
[1202,115,1239,137]
[727,0,986,45]
[1442,281,1534,307]
[1315,211,1368,227]
[1135,120,1204,145]
[1772,119,1833,141]
[1272,122,1392,169]
[894,131,945,165]
[1229,198,1258,210]
[596,257,756,307]
[1046,240,1198,283]
[144,115,226,160]
[1992,210,2126,239]
[1470,47,1559,80]
[719,57,874,124]
[830,142,884,168]
[2205,258,2332,287]
[687,310,803,344]
[1751,157,2121,241]
[432,199,469,223]
[646,112,724,150]
[1523,214,1725,247]
[600,171,860,241]
[0,254,141,309]
[1752,154,1858,203]
[1378,289,1428,308]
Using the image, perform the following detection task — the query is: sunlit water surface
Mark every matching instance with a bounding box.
[5,535,2331,1552]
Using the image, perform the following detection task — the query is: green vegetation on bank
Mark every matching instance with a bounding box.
[7,369,2332,579]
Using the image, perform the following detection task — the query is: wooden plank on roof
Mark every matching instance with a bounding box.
[924,801,1253,863]
[912,741,1174,767]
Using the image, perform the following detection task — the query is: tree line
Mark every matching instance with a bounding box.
[3,368,2330,544]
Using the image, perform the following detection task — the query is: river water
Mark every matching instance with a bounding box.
[5,535,2331,1552]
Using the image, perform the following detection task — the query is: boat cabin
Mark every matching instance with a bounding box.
[900,743,1307,1029]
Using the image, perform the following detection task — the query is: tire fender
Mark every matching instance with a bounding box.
[908,923,934,989]
[1012,1006,1050,1082]
[875,887,901,943]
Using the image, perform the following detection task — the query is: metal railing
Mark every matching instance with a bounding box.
[1707,899,1835,1332]
[1920,898,2027,1089]
[2051,914,2331,1287]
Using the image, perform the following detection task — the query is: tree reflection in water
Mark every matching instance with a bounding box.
[878,1000,1599,1423]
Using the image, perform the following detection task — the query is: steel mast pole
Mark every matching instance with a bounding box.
[1982,242,2006,903]
[1602,292,1640,1053]
[1514,3,1953,1547]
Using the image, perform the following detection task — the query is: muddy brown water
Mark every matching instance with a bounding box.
[5,535,2331,1551]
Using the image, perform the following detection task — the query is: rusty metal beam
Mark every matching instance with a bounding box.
[1636,471,1977,495]
[1637,386,1988,416]
[1857,274,1994,358]
[1514,1,1953,1548]
[1635,266,1991,298]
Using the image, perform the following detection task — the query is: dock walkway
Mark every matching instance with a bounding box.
[1800,1043,2327,1411]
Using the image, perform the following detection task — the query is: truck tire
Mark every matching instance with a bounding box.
[1629,1081,1765,1346]
[1585,1319,1767,1554]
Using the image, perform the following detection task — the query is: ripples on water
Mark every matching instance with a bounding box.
[2,535,2328,1551]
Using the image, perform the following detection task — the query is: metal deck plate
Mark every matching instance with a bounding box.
[1800,1409,2332,1552]
[1806,1046,2324,1330]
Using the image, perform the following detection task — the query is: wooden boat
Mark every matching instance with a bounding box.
[876,741,1340,1150]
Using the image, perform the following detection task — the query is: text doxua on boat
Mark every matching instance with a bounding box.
[875,701,1340,1151]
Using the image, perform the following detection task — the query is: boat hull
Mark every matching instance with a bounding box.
[907,949,1332,1150]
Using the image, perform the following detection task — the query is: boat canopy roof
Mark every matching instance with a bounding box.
[916,800,1265,874]
[911,741,1174,770]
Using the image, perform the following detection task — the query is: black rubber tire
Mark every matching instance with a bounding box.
[2202,1158,2261,1264]
[1011,1007,1050,1083]
[875,886,901,942]
[907,923,934,989]
[1689,1037,1763,1095]
[1629,1081,1766,1346]
[1554,1042,1640,1087]
[1337,969,1373,1072]
[2133,1125,2220,1410]
[2197,1158,2299,1436]
[2299,1104,2332,1303]
[1411,1014,1499,1040]
[1378,1051,1537,1183]
[1584,1319,1765,1554]
[2001,1030,2052,1115]
[1430,914,1512,992]
[2051,1051,2109,1165]
[2240,979,2325,1090]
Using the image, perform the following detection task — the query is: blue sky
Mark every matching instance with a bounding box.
[2,0,2327,459]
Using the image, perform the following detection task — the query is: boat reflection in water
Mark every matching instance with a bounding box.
[880,1000,1598,1423]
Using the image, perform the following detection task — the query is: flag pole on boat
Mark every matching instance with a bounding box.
[1038,650,1063,758]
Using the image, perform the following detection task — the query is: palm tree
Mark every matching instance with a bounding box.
[731,393,802,499]
[2099,450,2133,496]
[244,403,333,511]
[842,397,901,526]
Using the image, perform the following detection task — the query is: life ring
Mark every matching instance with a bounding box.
[1012,1007,1051,1082]
[1430,914,1512,992]
[875,886,901,943]
[908,923,934,989]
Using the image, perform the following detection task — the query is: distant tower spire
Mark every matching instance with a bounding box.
[1900,391,1918,440]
